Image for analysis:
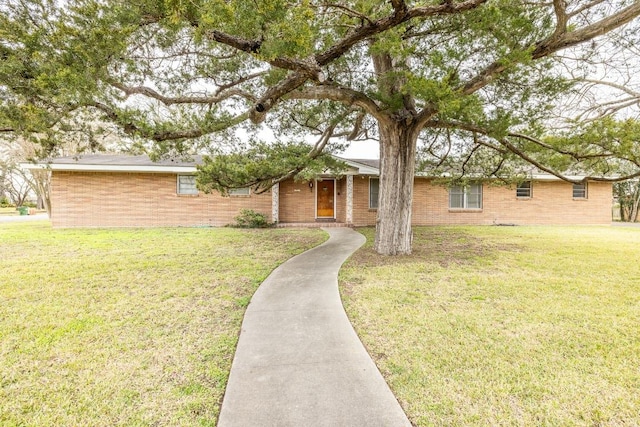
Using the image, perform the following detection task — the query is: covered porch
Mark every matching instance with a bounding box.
[270,158,379,227]
[271,175,355,226]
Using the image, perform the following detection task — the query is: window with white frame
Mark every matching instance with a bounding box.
[177,175,198,195]
[573,182,587,199]
[229,187,251,196]
[449,183,482,209]
[369,178,379,209]
[516,181,532,198]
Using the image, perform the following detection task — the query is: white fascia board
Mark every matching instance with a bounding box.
[530,174,588,181]
[342,161,379,175]
[354,166,379,175]
[20,163,197,173]
[345,167,379,176]
[319,164,366,176]
[416,171,595,181]
[332,156,380,175]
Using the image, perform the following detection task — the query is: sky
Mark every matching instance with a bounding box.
[340,139,379,159]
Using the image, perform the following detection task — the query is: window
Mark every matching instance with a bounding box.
[229,187,251,196]
[449,183,482,209]
[516,181,532,198]
[573,182,587,199]
[177,175,198,195]
[369,178,379,209]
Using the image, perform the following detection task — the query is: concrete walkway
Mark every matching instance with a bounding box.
[217,228,411,427]
[0,213,49,223]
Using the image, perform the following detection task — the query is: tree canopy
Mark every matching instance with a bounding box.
[2,0,640,253]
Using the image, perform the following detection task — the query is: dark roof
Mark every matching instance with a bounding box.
[36,154,598,180]
[345,158,380,169]
[50,154,203,167]
[50,154,380,169]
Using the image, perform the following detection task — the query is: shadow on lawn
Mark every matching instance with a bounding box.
[351,227,521,268]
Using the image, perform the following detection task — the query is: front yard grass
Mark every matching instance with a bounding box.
[0,222,326,426]
[340,226,640,426]
[0,207,19,216]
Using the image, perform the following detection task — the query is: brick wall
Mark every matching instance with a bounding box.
[352,176,378,226]
[278,179,316,222]
[51,172,272,227]
[51,172,612,228]
[352,177,612,226]
[278,178,347,222]
[336,178,347,223]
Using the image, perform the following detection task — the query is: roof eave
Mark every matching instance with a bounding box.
[20,163,198,173]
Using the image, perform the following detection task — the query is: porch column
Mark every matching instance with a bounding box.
[346,175,353,225]
[271,182,279,223]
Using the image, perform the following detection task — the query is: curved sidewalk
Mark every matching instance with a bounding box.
[217,227,411,427]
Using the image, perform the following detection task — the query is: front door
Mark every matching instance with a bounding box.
[316,179,335,218]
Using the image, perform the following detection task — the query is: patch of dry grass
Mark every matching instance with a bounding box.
[340,226,640,426]
[0,207,19,216]
[0,222,326,426]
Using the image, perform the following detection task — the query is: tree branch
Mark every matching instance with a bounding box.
[249,72,309,123]
[533,2,640,59]
[108,81,256,105]
[581,78,640,98]
[317,0,488,66]
[190,0,488,124]
[205,30,262,55]
[319,3,374,25]
[552,0,569,39]
[88,101,249,141]
[287,84,383,121]
[460,2,640,95]
[427,119,640,183]
[251,119,343,194]
[204,31,325,81]
[568,0,606,19]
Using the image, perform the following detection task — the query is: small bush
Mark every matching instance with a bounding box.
[233,209,272,228]
[0,196,12,207]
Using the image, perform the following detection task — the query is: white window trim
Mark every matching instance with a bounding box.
[177,175,198,195]
[573,182,588,199]
[516,181,532,198]
[369,177,379,210]
[229,187,251,196]
[449,183,483,209]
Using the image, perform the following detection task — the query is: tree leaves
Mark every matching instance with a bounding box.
[196,141,347,194]
[2,0,640,183]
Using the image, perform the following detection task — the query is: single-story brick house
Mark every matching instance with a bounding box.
[24,154,612,227]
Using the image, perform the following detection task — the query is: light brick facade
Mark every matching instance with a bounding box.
[350,176,612,226]
[51,171,272,228]
[425,179,612,226]
[49,169,612,228]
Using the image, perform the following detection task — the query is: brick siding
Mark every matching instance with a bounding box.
[51,172,612,228]
[351,176,379,226]
[51,172,272,227]
[278,178,347,222]
[278,179,316,223]
[352,177,612,226]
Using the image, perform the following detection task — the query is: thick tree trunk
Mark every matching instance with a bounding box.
[374,120,419,255]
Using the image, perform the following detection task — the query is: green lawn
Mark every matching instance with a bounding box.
[340,226,640,426]
[0,207,19,216]
[0,222,326,426]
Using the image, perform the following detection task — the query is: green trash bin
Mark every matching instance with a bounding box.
[17,206,29,216]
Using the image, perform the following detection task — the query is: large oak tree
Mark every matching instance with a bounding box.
[3,1,640,254]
